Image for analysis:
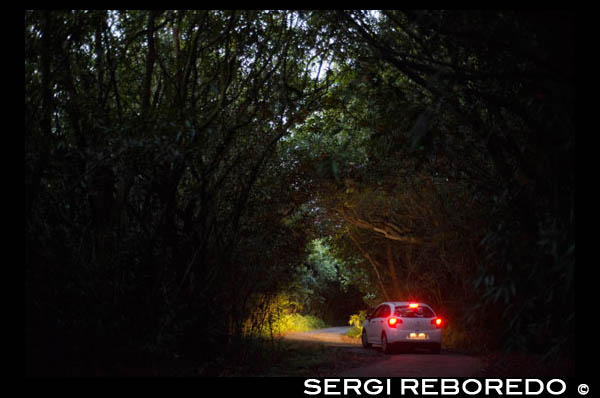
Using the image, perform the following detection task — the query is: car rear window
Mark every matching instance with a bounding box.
[394,305,435,318]
[378,305,391,318]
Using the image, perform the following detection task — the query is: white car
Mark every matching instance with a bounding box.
[361,301,443,354]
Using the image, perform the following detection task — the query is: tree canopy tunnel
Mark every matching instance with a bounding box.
[26,10,574,375]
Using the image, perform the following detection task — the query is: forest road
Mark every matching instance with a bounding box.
[284,326,484,377]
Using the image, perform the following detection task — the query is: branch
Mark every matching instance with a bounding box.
[349,232,390,301]
[339,208,422,244]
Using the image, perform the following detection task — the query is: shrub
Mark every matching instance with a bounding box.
[275,313,328,334]
[345,310,367,338]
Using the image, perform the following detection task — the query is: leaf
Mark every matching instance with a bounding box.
[331,159,340,182]
[409,107,433,151]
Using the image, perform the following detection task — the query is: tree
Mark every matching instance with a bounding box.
[26,10,574,375]
[308,10,574,355]
[25,10,335,375]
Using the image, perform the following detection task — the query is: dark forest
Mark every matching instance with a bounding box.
[25,10,574,377]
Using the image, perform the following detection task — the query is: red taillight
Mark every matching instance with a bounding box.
[409,303,419,309]
[388,317,402,328]
[431,317,442,328]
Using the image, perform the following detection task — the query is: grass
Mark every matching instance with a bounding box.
[201,313,335,376]
[110,313,384,377]
[256,340,340,376]
[230,339,384,377]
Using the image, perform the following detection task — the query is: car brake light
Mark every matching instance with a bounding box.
[409,303,419,309]
[431,317,442,328]
[388,317,402,327]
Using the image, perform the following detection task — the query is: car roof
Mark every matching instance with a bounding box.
[382,301,433,308]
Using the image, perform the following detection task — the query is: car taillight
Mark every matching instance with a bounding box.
[388,317,402,328]
[431,317,442,328]
[409,303,419,309]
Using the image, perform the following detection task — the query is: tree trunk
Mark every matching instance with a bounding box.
[141,11,158,115]
[386,240,400,299]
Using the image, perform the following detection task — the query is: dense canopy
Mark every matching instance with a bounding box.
[25,10,574,376]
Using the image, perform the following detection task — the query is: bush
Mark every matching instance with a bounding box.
[345,310,367,338]
[245,294,329,337]
[276,313,328,334]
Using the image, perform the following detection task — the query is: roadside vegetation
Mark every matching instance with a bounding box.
[246,293,329,337]
[345,311,367,339]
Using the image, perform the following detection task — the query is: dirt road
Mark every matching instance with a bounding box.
[284,327,362,347]
[284,326,483,377]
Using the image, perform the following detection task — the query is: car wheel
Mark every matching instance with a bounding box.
[361,329,372,348]
[430,343,441,354]
[381,333,393,354]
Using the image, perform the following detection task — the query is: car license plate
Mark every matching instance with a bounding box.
[408,332,428,340]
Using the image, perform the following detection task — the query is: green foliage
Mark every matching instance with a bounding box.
[286,239,366,326]
[296,10,573,359]
[348,310,367,329]
[277,314,329,334]
[25,10,336,375]
[244,294,328,337]
[26,10,574,375]
[345,310,367,339]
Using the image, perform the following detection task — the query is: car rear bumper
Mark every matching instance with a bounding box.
[387,328,442,344]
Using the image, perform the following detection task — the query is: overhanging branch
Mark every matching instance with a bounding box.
[338,208,423,244]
